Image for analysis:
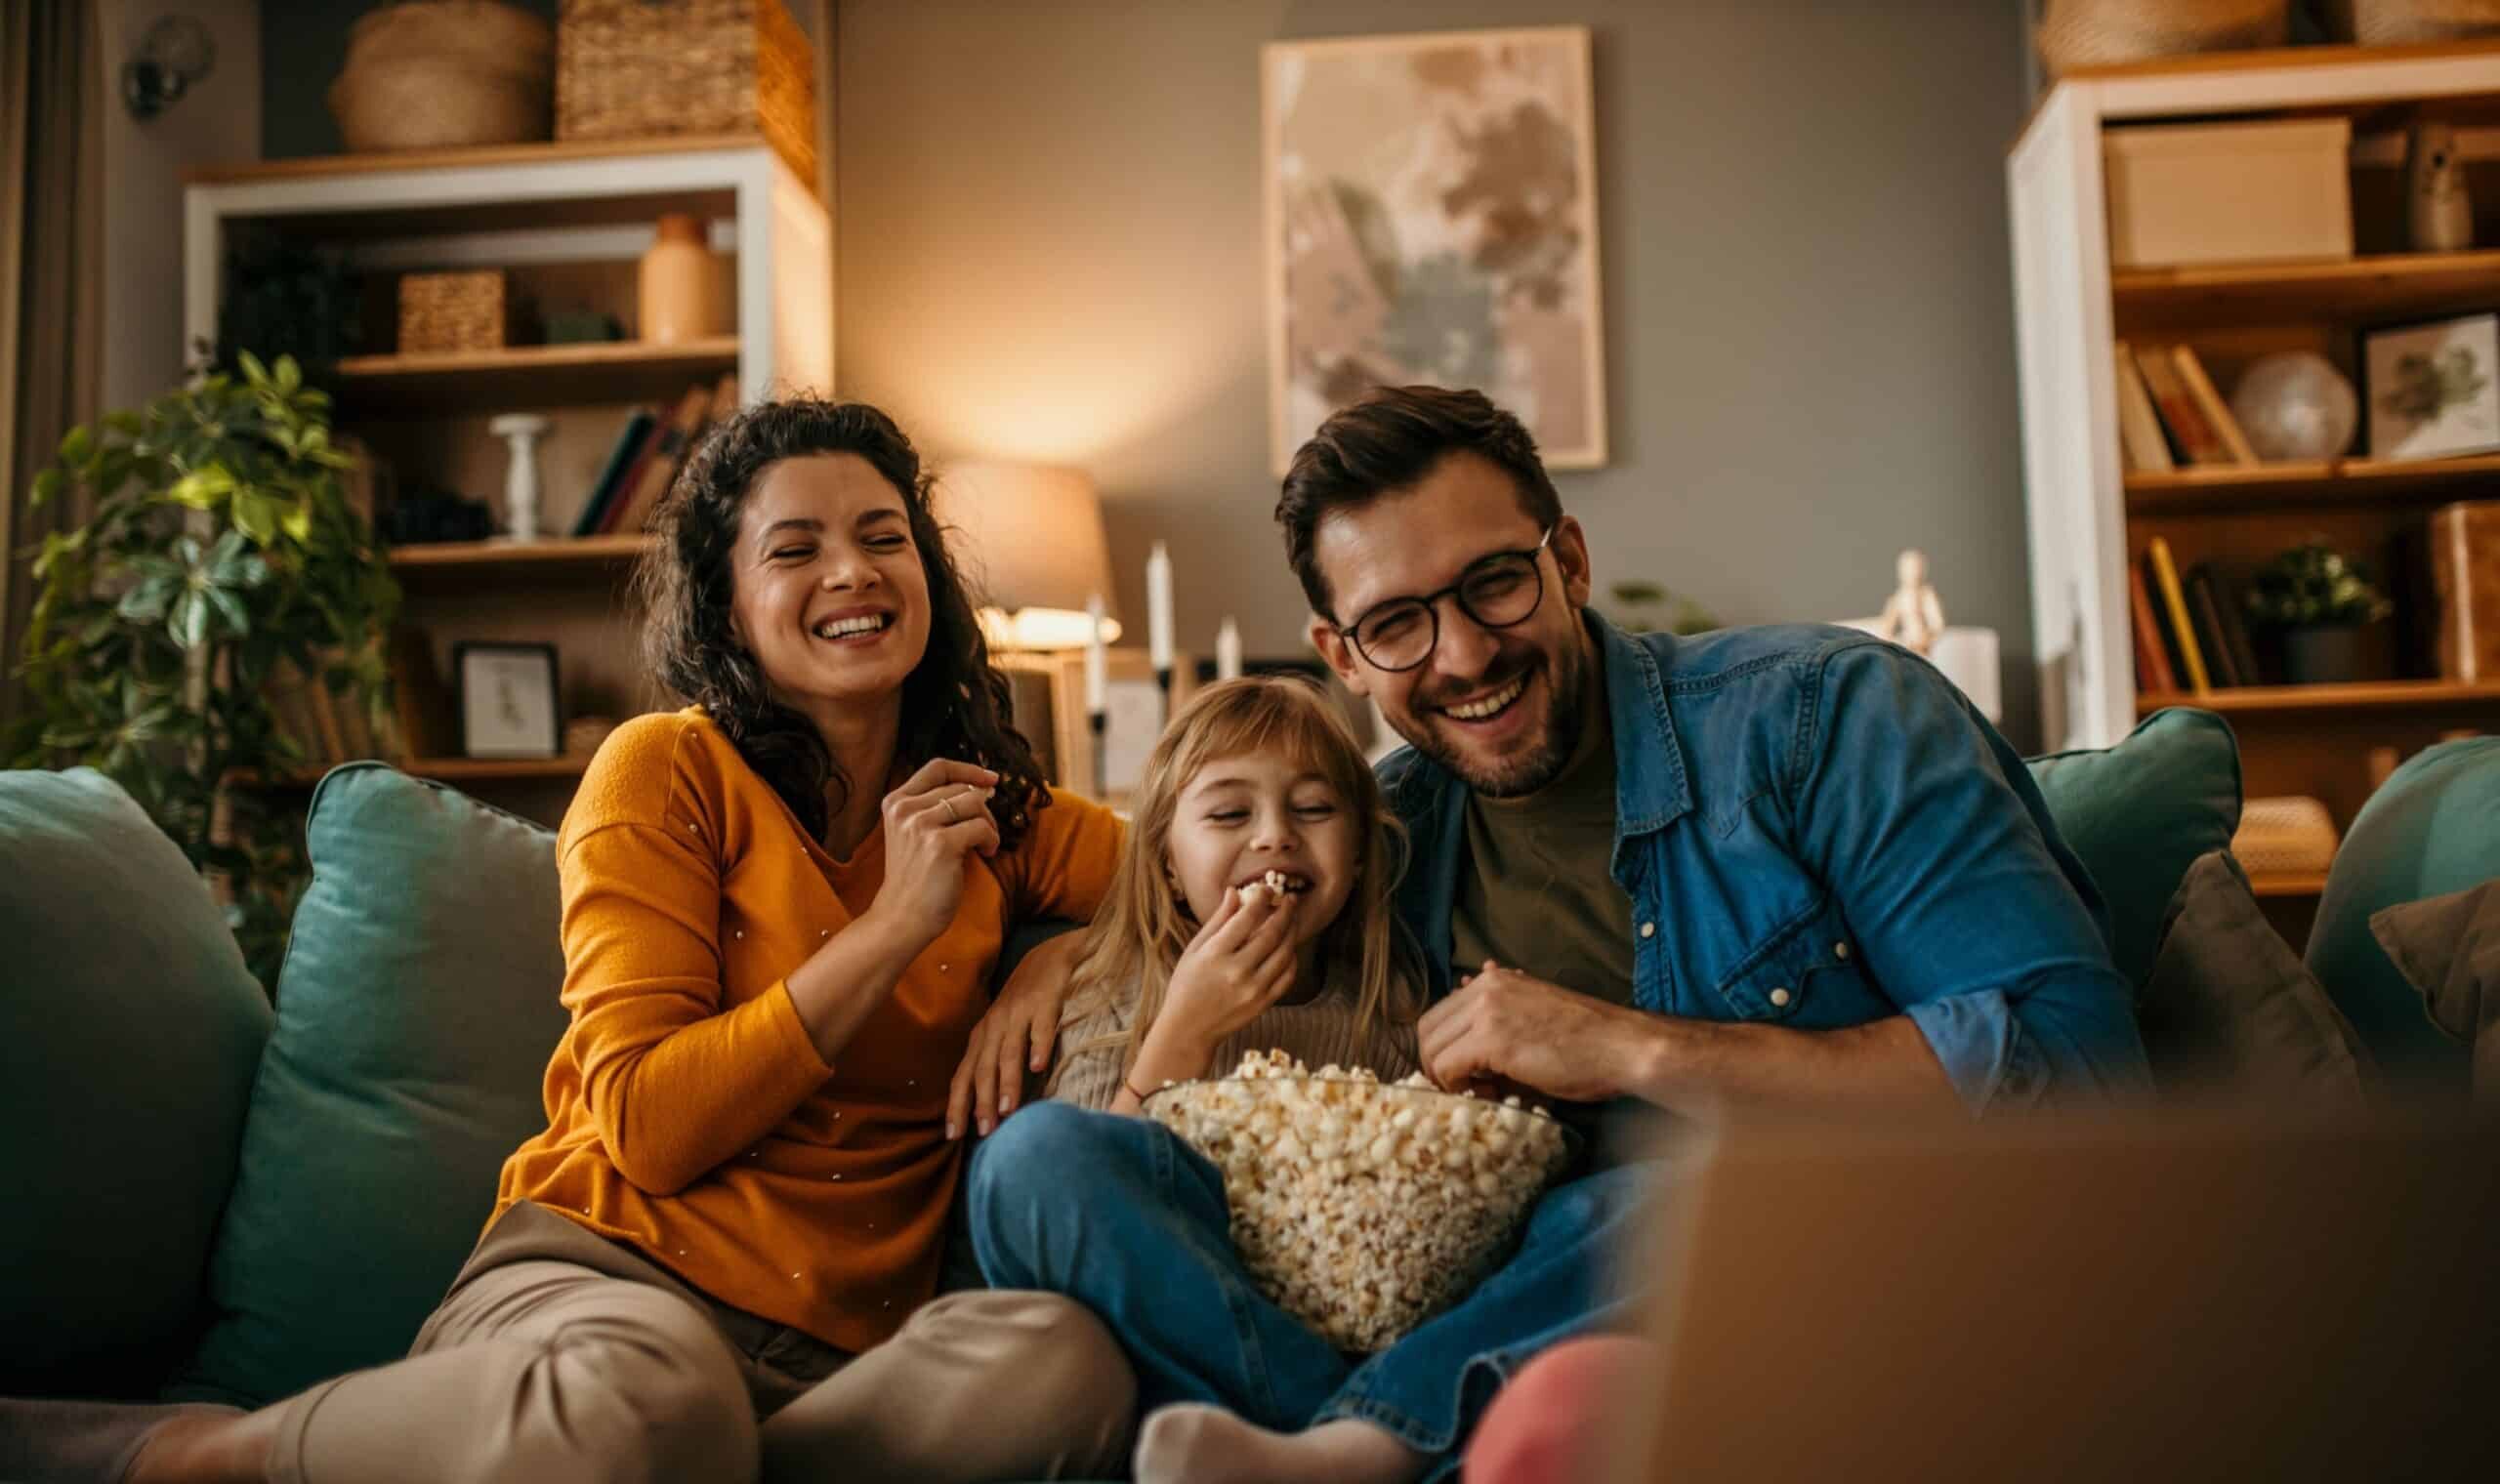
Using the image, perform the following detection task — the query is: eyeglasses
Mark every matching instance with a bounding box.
[1334,527,1556,673]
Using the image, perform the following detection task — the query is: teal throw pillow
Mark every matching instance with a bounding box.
[170,764,569,1406]
[0,767,271,1396]
[2309,737,2500,1095]
[2024,708,2244,987]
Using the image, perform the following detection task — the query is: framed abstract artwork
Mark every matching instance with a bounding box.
[1263,25,1606,475]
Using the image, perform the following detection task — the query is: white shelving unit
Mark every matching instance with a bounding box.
[2005,42,2500,752]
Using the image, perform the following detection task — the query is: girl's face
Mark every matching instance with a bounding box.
[729,453,934,712]
[1165,749,1360,949]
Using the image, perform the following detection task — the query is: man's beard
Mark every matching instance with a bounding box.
[1395,640,1586,799]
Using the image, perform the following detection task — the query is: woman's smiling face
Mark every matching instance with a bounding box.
[728,453,934,711]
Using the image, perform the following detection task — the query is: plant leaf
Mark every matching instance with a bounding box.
[59,425,93,465]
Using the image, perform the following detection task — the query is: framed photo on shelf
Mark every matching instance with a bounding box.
[2363,311,2500,462]
[453,641,562,760]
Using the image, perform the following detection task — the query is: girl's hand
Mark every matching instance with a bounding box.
[864,759,1000,951]
[1150,886,1298,1058]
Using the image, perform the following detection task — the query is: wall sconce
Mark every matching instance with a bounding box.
[123,14,217,120]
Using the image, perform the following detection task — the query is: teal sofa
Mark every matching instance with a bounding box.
[3,713,2488,1454]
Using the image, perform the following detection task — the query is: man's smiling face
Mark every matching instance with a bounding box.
[1306,451,1596,798]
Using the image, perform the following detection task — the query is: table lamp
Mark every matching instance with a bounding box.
[937,462,1123,651]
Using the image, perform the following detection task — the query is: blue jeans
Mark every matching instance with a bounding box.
[966,1101,1652,1479]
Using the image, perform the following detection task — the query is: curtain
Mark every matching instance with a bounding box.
[0,1,104,730]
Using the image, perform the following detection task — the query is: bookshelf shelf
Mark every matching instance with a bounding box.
[2112,248,2500,330]
[389,534,654,571]
[2124,453,2500,513]
[2248,871,2331,899]
[2137,680,2500,716]
[402,755,597,782]
[332,338,740,414]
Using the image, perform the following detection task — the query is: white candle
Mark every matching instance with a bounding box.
[1084,594,1108,714]
[1216,617,1243,680]
[1146,541,1175,675]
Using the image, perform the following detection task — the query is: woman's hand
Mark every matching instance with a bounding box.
[947,928,1085,1139]
[1141,886,1298,1071]
[863,759,1001,951]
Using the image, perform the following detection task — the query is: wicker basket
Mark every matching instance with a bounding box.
[2314,0,2500,42]
[327,1,554,153]
[556,0,816,181]
[2038,0,2291,76]
[398,270,510,354]
[2231,796,2342,877]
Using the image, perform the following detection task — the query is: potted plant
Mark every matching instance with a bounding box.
[1604,580,1719,638]
[7,353,398,988]
[2243,540,2392,685]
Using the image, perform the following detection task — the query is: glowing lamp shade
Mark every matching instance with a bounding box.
[938,462,1122,650]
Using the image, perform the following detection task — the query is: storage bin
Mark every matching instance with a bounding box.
[555,0,816,183]
[2104,118,2353,268]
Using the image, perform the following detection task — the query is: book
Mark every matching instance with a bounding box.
[2113,341,2176,474]
[2134,345,2229,466]
[2146,536,2211,693]
[606,383,716,536]
[2170,345,2258,466]
[2185,565,2240,688]
[571,408,658,537]
[2192,558,2265,687]
[2128,560,2178,692]
[2431,499,2500,682]
[594,414,673,534]
[387,628,458,761]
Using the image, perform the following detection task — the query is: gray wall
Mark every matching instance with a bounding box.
[838,0,2040,744]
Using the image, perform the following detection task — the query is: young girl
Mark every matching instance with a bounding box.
[966,676,1439,1484]
[1042,675,1423,1114]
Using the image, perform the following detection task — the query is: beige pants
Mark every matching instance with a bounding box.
[264,1201,1135,1484]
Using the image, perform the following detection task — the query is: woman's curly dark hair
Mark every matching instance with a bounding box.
[634,397,1050,850]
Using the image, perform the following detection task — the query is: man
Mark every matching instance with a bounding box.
[951,386,2148,1483]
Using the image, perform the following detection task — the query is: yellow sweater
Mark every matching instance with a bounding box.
[494,708,1123,1351]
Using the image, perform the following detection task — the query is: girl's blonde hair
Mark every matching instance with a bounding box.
[1065,675,1423,1078]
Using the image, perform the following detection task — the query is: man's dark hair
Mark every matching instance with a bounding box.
[1275,385,1562,619]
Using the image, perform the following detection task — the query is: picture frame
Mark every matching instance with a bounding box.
[2363,311,2500,462]
[1263,25,1607,476]
[453,641,562,760]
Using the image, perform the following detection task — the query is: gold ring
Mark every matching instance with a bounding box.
[942,796,961,824]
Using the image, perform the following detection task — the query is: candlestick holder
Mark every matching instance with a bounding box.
[1154,666,1174,719]
[1090,709,1108,800]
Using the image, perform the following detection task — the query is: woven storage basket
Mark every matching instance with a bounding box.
[398,270,510,354]
[2038,0,2291,76]
[2231,796,2342,877]
[327,1,554,153]
[2315,0,2500,42]
[556,0,816,181]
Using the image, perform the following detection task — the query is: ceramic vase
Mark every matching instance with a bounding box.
[639,214,725,345]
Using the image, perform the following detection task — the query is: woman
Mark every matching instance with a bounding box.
[120,400,1136,1483]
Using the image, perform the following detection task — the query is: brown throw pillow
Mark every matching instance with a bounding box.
[2370,880,2500,1101]
[2138,851,2370,1103]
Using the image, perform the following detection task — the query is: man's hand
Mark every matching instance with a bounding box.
[947,929,1084,1139]
[1418,963,1660,1104]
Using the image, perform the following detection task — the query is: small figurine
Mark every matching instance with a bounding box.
[1874,549,1946,656]
[2407,120,2473,254]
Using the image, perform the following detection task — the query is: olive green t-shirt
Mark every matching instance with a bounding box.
[1449,661,1635,1005]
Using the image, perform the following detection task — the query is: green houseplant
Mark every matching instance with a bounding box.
[2244,540,2392,686]
[1604,580,1719,638]
[7,353,398,988]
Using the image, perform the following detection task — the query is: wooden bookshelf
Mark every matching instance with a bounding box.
[402,755,596,782]
[2138,680,2500,717]
[333,338,739,414]
[2112,248,2500,330]
[2123,452,2500,513]
[186,134,776,186]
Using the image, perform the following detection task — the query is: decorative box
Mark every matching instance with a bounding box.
[2431,499,2500,682]
[2104,118,2353,268]
[396,269,510,354]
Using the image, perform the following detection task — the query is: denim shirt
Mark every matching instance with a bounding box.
[1379,615,2151,1114]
